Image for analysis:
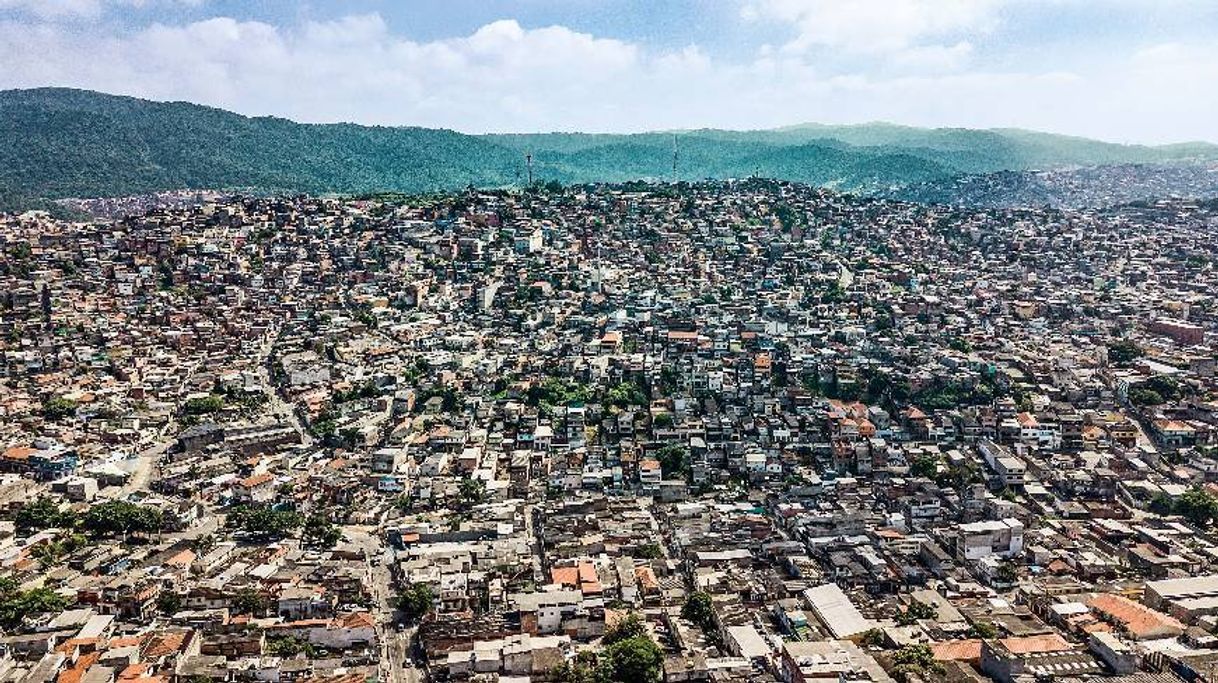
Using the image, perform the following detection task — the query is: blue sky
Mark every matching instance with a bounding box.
[1,0,1215,142]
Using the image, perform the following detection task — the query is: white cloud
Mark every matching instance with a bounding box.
[0,11,1212,142]
[741,0,1002,54]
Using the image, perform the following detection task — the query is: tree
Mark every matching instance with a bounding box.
[598,636,663,683]
[936,463,981,491]
[0,585,69,627]
[302,514,342,548]
[655,444,689,480]
[968,621,998,639]
[995,562,1019,584]
[1130,375,1182,407]
[553,652,599,683]
[193,533,217,554]
[83,501,163,538]
[42,396,78,420]
[16,497,74,533]
[634,543,663,559]
[226,505,303,539]
[526,377,590,408]
[397,583,436,623]
[909,455,938,479]
[183,395,225,415]
[232,587,267,616]
[774,203,800,231]
[1107,340,1143,366]
[1129,387,1164,407]
[1175,487,1218,527]
[458,477,488,510]
[604,613,649,646]
[860,629,886,647]
[947,337,972,353]
[604,381,647,409]
[31,541,66,568]
[1149,492,1175,515]
[895,599,936,626]
[890,644,945,683]
[681,592,716,633]
[266,635,317,658]
[157,590,183,615]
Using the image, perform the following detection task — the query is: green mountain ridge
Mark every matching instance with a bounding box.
[2,87,1216,209]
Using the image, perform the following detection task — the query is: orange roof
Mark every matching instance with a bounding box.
[635,566,659,591]
[57,651,100,683]
[551,566,579,588]
[1046,559,1073,575]
[55,638,101,656]
[238,473,273,489]
[333,612,375,629]
[300,675,365,683]
[165,549,196,568]
[1000,634,1071,654]
[3,446,34,461]
[142,631,188,659]
[1088,593,1185,640]
[1080,620,1113,634]
[931,639,982,662]
[118,664,152,680]
[270,618,330,629]
[1154,419,1195,433]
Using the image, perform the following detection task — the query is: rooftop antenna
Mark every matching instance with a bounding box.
[671,134,679,183]
[526,152,534,186]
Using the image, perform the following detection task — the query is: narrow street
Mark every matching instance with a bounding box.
[346,526,420,683]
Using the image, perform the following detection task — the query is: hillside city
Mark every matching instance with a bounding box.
[2,180,1218,683]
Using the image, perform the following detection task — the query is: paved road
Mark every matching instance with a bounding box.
[259,356,314,448]
[345,526,421,683]
[113,438,172,497]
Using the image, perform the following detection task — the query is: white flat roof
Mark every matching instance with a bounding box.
[803,583,873,639]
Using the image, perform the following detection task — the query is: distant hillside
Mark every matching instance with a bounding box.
[2,88,1217,210]
[0,88,520,203]
[890,163,1218,209]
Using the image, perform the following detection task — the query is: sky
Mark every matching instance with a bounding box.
[0,0,1215,143]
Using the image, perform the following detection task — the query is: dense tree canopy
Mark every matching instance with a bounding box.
[226,505,303,539]
[82,501,163,537]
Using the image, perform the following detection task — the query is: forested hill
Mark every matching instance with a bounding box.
[3,88,1217,210]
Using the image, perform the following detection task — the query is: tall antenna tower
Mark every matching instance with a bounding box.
[526,153,534,186]
[671,134,679,183]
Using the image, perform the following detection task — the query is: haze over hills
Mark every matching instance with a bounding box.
[3,87,1217,211]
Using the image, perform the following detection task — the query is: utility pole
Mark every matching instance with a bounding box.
[526,153,534,186]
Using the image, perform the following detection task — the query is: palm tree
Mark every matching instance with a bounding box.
[31,541,65,569]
